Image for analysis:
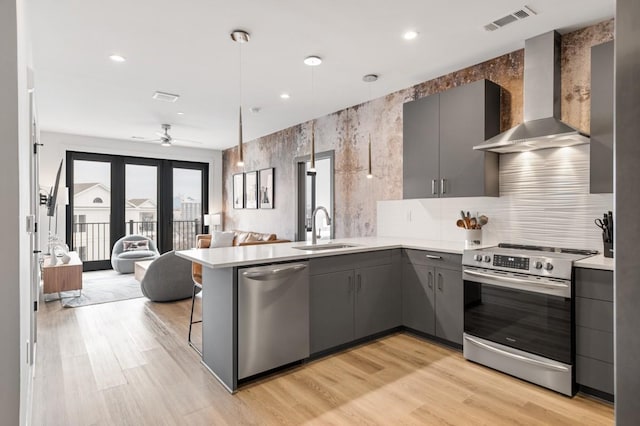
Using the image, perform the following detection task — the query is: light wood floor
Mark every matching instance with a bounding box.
[32,295,613,425]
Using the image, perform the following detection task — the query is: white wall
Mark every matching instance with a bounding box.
[378,145,613,250]
[39,131,223,248]
[1,0,33,424]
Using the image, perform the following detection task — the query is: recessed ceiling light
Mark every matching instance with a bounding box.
[177,112,185,115]
[109,54,126,62]
[249,107,261,114]
[304,56,322,66]
[280,93,290,99]
[403,31,419,40]
[362,74,379,83]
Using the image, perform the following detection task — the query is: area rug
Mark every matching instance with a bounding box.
[44,269,144,308]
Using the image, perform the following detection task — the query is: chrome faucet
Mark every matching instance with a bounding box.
[311,206,331,245]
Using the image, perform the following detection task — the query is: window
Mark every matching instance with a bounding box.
[93,197,103,203]
[74,214,87,232]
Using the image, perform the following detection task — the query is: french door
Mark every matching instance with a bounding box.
[66,152,208,271]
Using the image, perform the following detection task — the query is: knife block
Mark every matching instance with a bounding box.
[603,242,614,258]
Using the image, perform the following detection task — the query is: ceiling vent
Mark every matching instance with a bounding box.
[152,91,180,103]
[484,6,537,32]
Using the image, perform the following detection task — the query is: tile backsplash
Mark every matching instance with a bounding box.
[378,145,613,250]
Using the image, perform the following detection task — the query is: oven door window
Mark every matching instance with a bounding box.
[464,280,572,364]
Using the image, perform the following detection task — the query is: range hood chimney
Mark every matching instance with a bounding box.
[474,31,589,153]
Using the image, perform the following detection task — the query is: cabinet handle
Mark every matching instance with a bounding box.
[357,274,362,292]
[425,254,442,260]
[431,179,438,195]
[348,276,353,293]
[440,178,446,194]
[438,273,443,291]
[427,271,433,289]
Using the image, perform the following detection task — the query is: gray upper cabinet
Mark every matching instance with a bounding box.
[403,79,501,199]
[403,94,440,199]
[590,41,614,194]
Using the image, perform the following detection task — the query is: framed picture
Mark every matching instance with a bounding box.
[259,168,274,209]
[233,173,244,209]
[245,171,258,209]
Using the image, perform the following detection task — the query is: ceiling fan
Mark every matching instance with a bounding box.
[142,124,203,147]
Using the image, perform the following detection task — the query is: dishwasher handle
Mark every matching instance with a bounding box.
[242,264,308,281]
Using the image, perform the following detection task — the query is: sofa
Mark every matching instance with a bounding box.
[191,230,290,285]
[111,234,160,273]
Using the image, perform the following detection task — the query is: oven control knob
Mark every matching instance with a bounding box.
[483,255,491,263]
[474,254,482,262]
[544,262,554,271]
[534,261,543,269]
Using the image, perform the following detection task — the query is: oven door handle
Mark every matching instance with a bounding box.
[464,336,570,372]
[463,269,569,289]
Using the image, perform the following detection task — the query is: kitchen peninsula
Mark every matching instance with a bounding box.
[177,237,477,392]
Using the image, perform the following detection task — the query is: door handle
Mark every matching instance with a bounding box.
[348,275,353,293]
[357,274,362,292]
[440,178,446,194]
[431,179,438,195]
[437,273,443,291]
[427,271,433,289]
[464,336,569,372]
[242,264,307,280]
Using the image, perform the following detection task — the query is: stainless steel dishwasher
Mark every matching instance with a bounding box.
[238,262,309,379]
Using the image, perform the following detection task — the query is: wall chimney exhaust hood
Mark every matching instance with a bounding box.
[474,31,589,153]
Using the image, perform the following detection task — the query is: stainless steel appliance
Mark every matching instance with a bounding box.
[462,243,596,396]
[238,262,310,380]
[473,31,590,153]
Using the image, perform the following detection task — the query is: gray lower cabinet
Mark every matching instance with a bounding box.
[575,267,614,396]
[309,251,401,354]
[434,267,464,344]
[590,41,614,194]
[402,250,463,345]
[309,269,355,354]
[402,79,500,199]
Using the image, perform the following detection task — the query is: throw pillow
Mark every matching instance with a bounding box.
[210,231,234,248]
[123,239,150,251]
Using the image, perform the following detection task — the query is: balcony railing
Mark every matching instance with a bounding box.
[72,219,202,262]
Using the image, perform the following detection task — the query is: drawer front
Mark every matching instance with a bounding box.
[575,268,613,301]
[576,326,614,363]
[403,249,462,270]
[576,297,613,332]
[577,355,614,395]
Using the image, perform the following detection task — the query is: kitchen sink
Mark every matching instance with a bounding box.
[292,243,358,251]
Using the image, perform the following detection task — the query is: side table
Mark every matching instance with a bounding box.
[42,251,83,295]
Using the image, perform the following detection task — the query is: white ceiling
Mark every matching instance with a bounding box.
[29,0,614,150]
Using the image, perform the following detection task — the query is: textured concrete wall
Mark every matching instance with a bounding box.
[222,20,614,241]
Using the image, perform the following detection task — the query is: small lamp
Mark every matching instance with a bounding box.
[211,213,222,231]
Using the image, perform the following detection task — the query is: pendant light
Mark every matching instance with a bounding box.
[363,74,378,179]
[305,55,322,172]
[231,29,250,167]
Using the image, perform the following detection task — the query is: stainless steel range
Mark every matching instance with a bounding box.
[461,243,597,396]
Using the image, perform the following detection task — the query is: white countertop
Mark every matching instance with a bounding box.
[574,254,614,271]
[176,237,491,269]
